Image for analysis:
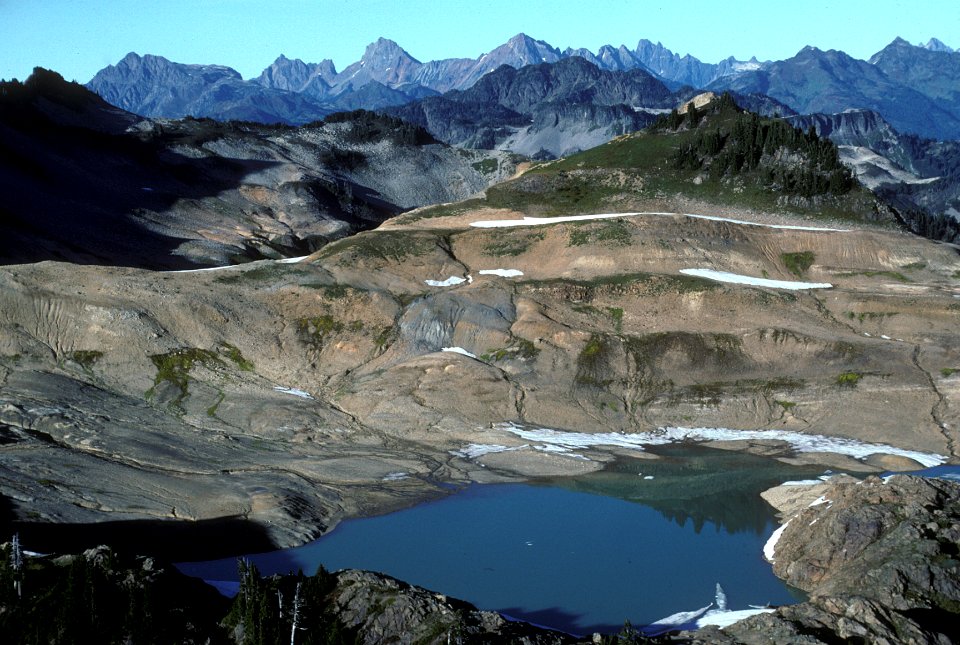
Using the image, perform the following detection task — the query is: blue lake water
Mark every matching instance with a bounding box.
[178,445,827,635]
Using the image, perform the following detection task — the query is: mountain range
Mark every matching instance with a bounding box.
[386,56,683,158]
[709,39,960,140]
[85,33,960,142]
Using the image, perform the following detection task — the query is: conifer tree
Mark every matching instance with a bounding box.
[11,533,22,600]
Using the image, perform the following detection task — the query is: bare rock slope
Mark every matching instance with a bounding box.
[691,475,960,643]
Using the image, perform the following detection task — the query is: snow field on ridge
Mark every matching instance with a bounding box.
[680,268,833,290]
[477,423,947,468]
[469,211,850,232]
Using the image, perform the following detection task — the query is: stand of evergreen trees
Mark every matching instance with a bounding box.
[657,94,856,199]
[0,540,356,645]
[227,559,355,645]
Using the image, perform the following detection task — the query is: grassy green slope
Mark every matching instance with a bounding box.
[406,94,889,224]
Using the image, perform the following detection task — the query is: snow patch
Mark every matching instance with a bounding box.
[273,386,313,400]
[680,268,832,290]
[533,444,590,460]
[644,584,774,635]
[697,607,775,629]
[469,211,849,232]
[168,265,235,274]
[684,212,847,232]
[451,444,526,459]
[763,520,790,562]
[660,426,945,467]
[645,604,712,632]
[441,346,477,359]
[169,255,308,273]
[501,424,670,451]
[494,423,946,467]
[478,269,524,277]
[382,472,409,481]
[780,479,828,486]
[425,276,467,287]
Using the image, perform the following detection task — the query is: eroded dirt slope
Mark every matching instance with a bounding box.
[1,200,958,548]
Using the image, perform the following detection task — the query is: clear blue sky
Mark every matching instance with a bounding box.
[1,0,956,83]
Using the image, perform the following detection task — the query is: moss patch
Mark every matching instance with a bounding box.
[316,230,438,263]
[481,230,545,257]
[575,334,614,386]
[213,263,294,285]
[607,307,624,333]
[781,251,815,277]
[623,332,745,370]
[218,343,254,371]
[69,350,103,371]
[521,271,718,297]
[479,338,540,363]
[837,270,911,283]
[146,348,223,407]
[297,315,345,350]
[471,158,499,175]
[568,219,632,247]
[845,311,899,323]
[836,371,863,387]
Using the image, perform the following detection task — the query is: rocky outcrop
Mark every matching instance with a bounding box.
[770,476,960,597]
[331,570,578,644]
[691,475,960,644]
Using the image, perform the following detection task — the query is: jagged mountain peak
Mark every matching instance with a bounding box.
[119,51,143,65]
[870,36,958,61]
[361,37,421,65]
[107,52,243,80]
[924,37,955,52]
[636,39,669,52]
[255,55,337,96]
[506,32,540,46]
[871,36,960,62]
[497,33,562,62]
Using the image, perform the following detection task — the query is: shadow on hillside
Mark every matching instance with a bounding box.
[2,512,282,563]
[500,605,598,637]
[0,72,284,270]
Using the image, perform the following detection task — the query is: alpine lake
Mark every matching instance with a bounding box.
[175,444,849,635]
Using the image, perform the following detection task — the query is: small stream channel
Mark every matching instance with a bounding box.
[177,445,844,635]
